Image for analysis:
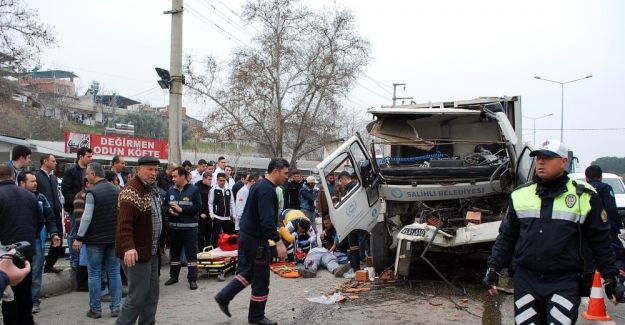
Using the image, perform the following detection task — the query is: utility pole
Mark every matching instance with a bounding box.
[164,0,183,163]
[392,83,413,106]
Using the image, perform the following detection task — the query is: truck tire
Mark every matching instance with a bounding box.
[370,222,392,274]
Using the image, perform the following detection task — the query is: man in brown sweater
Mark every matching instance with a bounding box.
[115,156,163,325]
[73,178,92,292]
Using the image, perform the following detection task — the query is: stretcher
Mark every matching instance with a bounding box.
[196,246,238,279]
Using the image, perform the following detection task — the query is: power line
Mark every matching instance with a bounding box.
[185,4,246,46]
[355,82,391,101]
[195,0,253,38]
[362,73,393,96]
[212,0,262,33]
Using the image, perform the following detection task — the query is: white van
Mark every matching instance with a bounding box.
[569,172,625,224]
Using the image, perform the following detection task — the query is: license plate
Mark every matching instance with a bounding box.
[400,228,426,237]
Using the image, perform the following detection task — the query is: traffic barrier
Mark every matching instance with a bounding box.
[582,270,612,321]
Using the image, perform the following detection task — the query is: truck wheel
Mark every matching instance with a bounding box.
[370,222,392,274]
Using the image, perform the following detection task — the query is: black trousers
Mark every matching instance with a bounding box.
[513,267,580,325]
[2,257,34,325]
[211,217,235,248]
[215,232,271,322]
[348,230,360,271]
[198,217,213,250]
[168,228,198,281]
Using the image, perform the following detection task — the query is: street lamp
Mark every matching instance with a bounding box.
[523,113,553,145]
[534,74,592,142]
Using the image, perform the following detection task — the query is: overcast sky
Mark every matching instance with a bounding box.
[28,0,625,168]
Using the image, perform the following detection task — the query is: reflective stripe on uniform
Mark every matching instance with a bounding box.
[515,307,537,324]
[516,210,540,219]
[168,222,199,228]
[551,211,583,223]
[549,307,571,325]
[550,293,573,311]
[250,294,268,302]
[235,274,249,287]
[213,215,231,221]
[177,201,193,206]
[515,294,535,309]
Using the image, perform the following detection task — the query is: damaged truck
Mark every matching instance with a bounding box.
[316,96,536,284]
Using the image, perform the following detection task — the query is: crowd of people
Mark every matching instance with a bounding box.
[0,145,363,325]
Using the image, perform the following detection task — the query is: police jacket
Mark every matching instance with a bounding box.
[299,182,317,212]
[209,186,235,220]
[238,178,281,242]
[588,179,625,259]
[164,183,201,230]
[488,174,618,278]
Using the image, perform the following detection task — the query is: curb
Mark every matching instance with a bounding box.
[41,269,74,297]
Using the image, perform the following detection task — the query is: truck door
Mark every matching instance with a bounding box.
[516,145,535,185]
[317,134,382,241]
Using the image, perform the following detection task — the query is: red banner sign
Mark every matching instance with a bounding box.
[65,132,168,159]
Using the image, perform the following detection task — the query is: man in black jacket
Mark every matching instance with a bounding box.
[36,154,64,274]
[585,165,625,280]
[73,162,121,318]
[195,172,213,251]
[62,147,93,271]
[215,158,289,325]
[157,162,177,192]
[0,163,38,325]
[283,169,303,210]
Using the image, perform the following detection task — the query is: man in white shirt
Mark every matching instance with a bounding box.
[111,156,126,187]
[211,157,226,187]
[224,165,236,189]
[234,173,259,230]
[208,172,236,247]
[190,159,208,185]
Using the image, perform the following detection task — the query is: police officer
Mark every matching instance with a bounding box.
[484,140,625,324]
[214,158,289,325]
[163,167,201,290]
[585,165,625,279]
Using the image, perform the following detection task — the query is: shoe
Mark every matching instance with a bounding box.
[86,309,102,319]
[101,293,111,302]
[333,263,352,278]
[164,278,178,286]
[249,316,277,325]
[189,281,198,290]
[215,296,231,317]
[342,269,356,279]
[298,268,316,278]
[44,267,63,274]
[217,273,226,281]
[32,304,40,314]
[111,309,120,317]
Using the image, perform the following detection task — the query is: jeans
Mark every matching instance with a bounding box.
[68,211,78,267]
[86,244,122,313]
[31,239,45,305]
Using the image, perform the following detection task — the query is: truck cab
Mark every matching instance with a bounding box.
[317,96,535,276]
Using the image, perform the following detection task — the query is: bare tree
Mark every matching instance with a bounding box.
[185,0,370,169]
[0,0,55,69]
